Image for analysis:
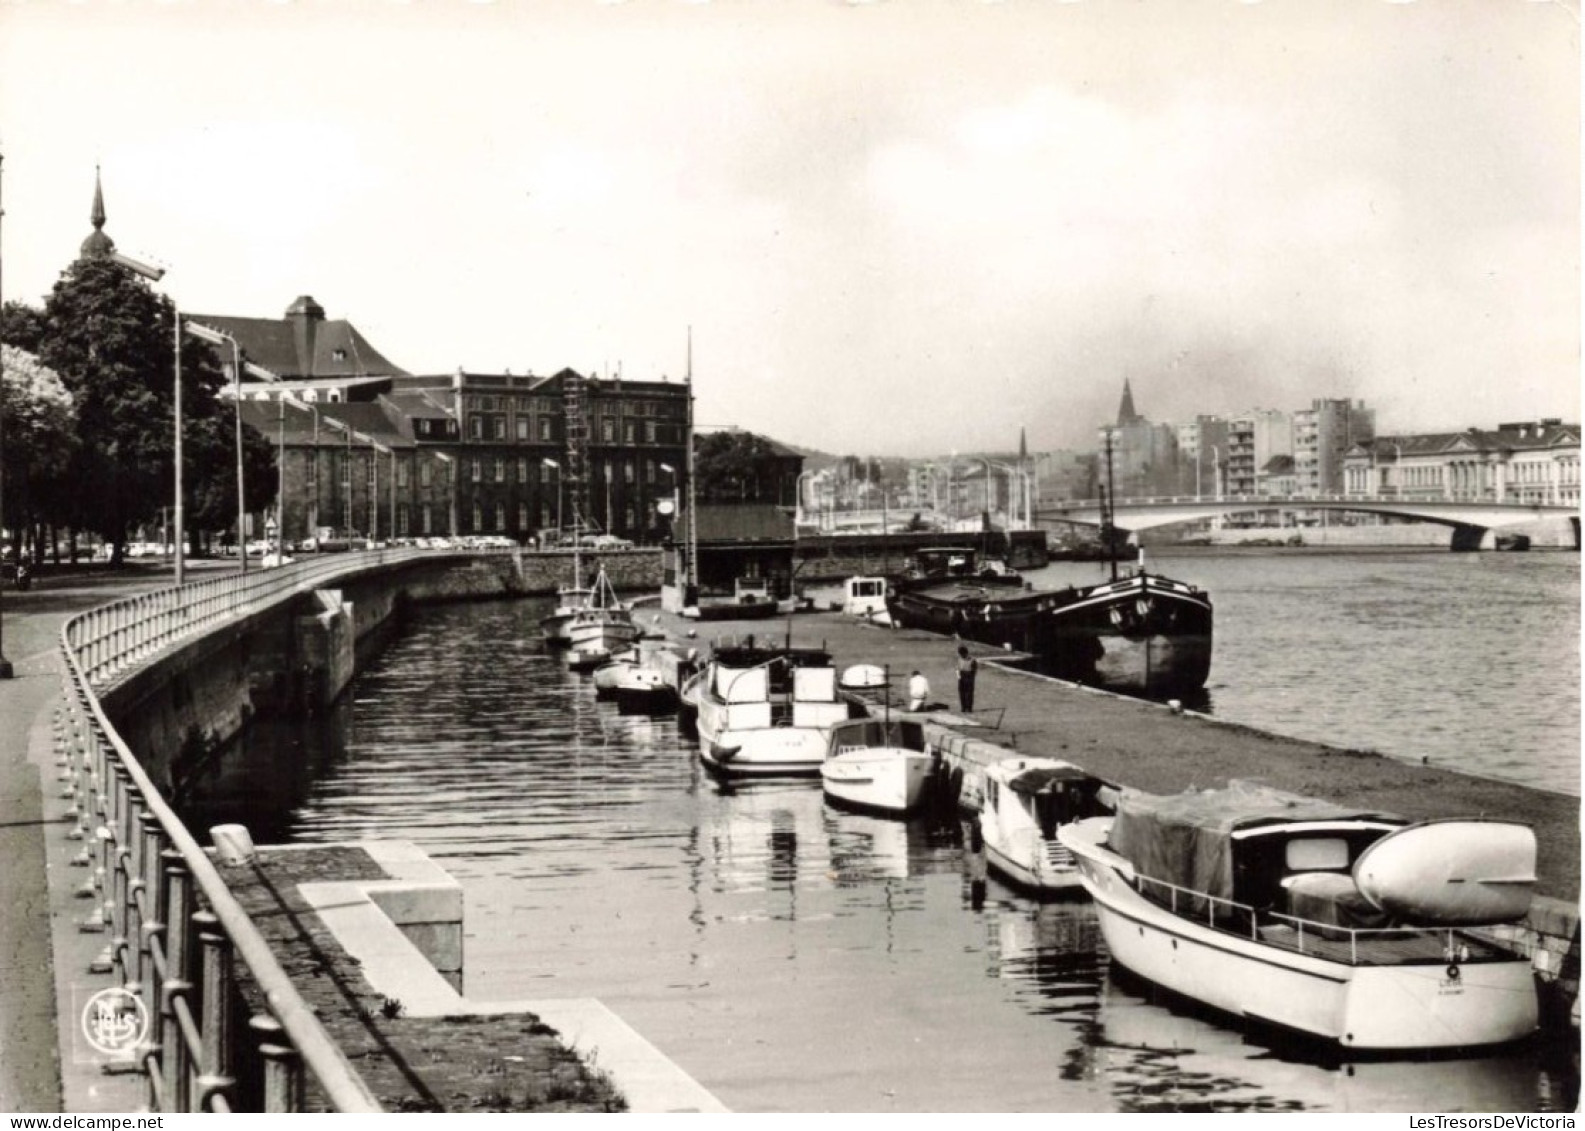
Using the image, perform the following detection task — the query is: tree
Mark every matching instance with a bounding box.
[1,301,48,354]
[37,257,275,562]
[184,410,278,549]
[0,345,77,559]
[695,430,785,503]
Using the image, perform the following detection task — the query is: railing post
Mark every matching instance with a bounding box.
[193,910,237,1110]
[250,1014,306,1113]
[122,802,146,996]
[160,853,195,1113]
[137,820,167,1111]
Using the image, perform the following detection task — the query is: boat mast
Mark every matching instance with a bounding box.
[684,327,698,596]
[1103,427,1119,582]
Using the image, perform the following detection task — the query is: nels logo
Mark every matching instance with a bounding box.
[81,987,150,1059]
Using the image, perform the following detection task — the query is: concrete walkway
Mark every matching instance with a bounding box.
[0,574,171,1113]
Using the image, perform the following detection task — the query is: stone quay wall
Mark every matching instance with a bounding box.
[99,551,660,799]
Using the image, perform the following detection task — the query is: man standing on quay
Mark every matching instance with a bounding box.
[956,645,978,713]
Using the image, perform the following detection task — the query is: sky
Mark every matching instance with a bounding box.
[1,0,1578,457]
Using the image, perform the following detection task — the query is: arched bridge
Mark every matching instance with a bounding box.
[1037,494,1580,550]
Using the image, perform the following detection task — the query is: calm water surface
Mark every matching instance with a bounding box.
[1025,549,1580,795]
[194,551,1579,1112]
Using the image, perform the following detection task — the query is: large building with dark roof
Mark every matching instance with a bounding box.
[237,364,692,546]
[192,295,410,387]
[73,171,704,547]
[1342,420,1580,506]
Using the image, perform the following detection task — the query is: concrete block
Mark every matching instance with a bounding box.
[398,921,464,977]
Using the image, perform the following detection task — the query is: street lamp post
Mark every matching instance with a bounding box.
[542,458,562,537]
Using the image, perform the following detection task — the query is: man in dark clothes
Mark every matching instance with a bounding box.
[956,645,977,713]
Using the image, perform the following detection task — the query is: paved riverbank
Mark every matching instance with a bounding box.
[0,574,175,1113]
[666,606,1580,901]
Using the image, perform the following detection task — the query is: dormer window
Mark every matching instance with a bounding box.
[332,348,348,362]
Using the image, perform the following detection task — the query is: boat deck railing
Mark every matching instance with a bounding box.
[1132,874,1513,967]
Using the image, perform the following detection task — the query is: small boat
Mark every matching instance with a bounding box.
[841,576,890,618]
[541,535,594,647]
[695,636,864,777]
[614,665,677,716]
[564,567,640,667]
[590,649,635,699]
[820,717,938,816]
[1058,781,1539,1051]
[541,582,593,647]
[979,757,1116,894]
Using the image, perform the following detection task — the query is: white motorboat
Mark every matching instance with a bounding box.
[695,636,861,777]
[565,568,640,667]
[614,665,676,716]
[820,717,938,816]
[842,576,889,619]
[1058,781,1539,1051]
[979,757,1116,894]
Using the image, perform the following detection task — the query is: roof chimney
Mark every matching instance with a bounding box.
[285,296,326,377]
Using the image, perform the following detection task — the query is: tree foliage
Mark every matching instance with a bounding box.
[1,344,78,554]
[29,257,275,559]
[694,430,789,503]
[1,301,48,354]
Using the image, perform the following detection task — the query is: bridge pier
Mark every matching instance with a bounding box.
[1449,523,1487,552]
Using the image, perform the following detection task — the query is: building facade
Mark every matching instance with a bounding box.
[1343,420,1581,506]
[1293,398,1375,495]
[219,297,691,545]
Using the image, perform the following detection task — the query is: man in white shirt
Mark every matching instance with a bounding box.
[907,670,930,711]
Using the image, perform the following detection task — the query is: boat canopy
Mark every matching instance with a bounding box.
[1004,763,1097,796]
[1109,780,1402,903]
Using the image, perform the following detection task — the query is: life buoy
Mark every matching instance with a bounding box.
[1445,963,1461,982]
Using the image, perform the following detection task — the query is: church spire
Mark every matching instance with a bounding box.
[1116,379,1140,427]
[91,165,106,228]
[80,166,116,260]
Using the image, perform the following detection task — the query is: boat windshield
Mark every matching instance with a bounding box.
[907,548,977,578]
[827,719,925,754]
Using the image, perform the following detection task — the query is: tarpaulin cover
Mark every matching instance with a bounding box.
[1108,780,1401,903]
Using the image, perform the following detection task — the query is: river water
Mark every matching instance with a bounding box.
[188,550,1579,1113]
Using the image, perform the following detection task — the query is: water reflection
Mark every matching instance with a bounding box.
[187,595,1571,1112]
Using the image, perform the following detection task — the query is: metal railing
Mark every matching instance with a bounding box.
[53,546,512,1112]
[1045,491,1574,511]
[1130,873,1499,967]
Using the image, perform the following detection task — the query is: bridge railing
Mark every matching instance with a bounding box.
[53,546,508,1112]
[1041,491,1567,511]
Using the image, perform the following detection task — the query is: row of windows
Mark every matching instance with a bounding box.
[465,415,683,445]
[297,452,680,491]
[391,502,659,536]
[463,394,686,419]
[467,456,670,484]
